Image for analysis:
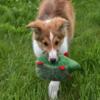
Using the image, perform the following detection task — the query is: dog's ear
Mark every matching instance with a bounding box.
[54,17,69,35]
[58,19,69,34]
[26,20,44,34]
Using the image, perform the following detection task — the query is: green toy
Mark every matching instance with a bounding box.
[35,55,81,81]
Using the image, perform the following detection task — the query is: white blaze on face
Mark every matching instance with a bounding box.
[49,32,58,61]
[45,19,58,61]
[50,32,53,42]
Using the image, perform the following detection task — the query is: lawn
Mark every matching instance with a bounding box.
[0,0,100,100]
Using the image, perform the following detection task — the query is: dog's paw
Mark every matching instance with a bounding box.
[48,81,60,100]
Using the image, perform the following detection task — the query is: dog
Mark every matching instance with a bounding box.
[27,0,75,99]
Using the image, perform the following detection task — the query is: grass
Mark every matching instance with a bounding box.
[0,0,100,100]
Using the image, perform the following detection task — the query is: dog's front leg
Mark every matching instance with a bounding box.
[48,37,69,100]
[48,81,60,100]
[33,40,60,99]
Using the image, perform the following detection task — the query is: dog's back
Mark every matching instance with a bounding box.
[38,0,75,41]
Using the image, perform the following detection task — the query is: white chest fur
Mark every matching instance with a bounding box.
[32,40,43,57]
[59,37,69,53]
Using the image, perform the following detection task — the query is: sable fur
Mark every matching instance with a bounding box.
[27,0,75,42]
[27,0,75,99]
[27,0,75,61]
[38,0,75,41]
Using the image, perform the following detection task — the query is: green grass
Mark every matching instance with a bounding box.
[0,0,100,100]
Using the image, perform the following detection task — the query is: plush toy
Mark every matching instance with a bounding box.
[35,55,81,81]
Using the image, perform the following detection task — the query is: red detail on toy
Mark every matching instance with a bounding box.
[64,52,69,57]
[36,61,44,65]
[58,66,65,71]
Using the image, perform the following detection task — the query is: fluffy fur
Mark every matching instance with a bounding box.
[27,0,75,99]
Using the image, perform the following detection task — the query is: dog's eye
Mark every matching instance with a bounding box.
[43,42,48,47]
[55,41,59,45]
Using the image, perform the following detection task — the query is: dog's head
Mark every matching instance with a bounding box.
[27,17,69,63]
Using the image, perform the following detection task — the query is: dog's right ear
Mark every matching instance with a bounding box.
[26,20,44,34]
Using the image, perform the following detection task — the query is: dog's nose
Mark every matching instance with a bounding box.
[50,58,56,64]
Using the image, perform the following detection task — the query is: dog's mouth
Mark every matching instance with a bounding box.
[42,51,58,64]
[49,58,58,64]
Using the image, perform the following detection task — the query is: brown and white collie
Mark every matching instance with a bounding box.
[27,0,75,99]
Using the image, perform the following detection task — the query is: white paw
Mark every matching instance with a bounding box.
[48,81,60,100]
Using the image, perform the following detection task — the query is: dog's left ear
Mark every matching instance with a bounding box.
[26,20,44,29]
[26,20,45,36]
[26,21,35,28]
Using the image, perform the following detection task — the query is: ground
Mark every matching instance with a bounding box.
[0,0,100,100]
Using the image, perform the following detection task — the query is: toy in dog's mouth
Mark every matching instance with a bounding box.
[35,55,82,81]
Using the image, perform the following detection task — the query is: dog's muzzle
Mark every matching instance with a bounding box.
[48,49,58,63]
